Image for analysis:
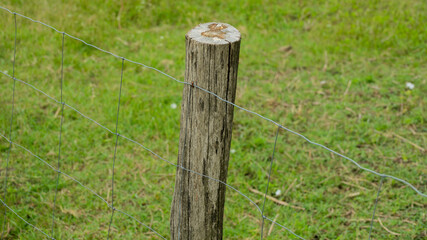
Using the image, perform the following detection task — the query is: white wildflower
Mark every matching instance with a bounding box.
[170,103,177,109]
[275,189,281,196]
[405,82,414,90]
[230,149,236,154]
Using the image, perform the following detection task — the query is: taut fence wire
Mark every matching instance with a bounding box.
[0,5,425,240]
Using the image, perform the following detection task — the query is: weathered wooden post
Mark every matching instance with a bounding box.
[170,23,241,239]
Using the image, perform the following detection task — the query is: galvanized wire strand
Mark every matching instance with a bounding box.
[0,132,109,206]
[0,198,54,239]
[0,72,60,104]
[0,82,301,239]
[1,69,267,217]
[107,58,125,240]
[0,6,425,239]
[63,103,115,134]
[0,6,185,85]
[0,71,425,205]
[0,67,425,210]
[0,123,303,240]
[260,127,280,240]
[1,12,17,240]
[0,70,114,135]
[114,208,167,240]
[120,136,305,240]
[0,132,167,240]
[51,32,65,238]
[107,211,116,239]
[120,134,262,213]
[0,69,425,239]
[264,216,305,240]
[191,85,427,198]
[0,6,425,198]
[368,176,386,240]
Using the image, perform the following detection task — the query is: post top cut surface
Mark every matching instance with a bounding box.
[186,22,241,45]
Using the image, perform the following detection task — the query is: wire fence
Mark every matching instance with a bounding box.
[0,5,425,240]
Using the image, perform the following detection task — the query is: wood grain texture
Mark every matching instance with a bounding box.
[170,23,241,240]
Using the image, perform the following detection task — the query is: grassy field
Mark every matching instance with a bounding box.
[0,0,426,239]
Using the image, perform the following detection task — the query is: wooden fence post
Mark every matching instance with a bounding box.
[170,23,241,239]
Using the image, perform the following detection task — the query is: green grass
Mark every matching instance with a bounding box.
[0,0,426,239]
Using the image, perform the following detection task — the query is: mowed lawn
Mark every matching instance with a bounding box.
[0,0,426,239]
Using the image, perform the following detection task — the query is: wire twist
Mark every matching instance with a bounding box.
[0,5,425,240]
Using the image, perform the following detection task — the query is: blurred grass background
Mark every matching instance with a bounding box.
[0,0,426,239]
